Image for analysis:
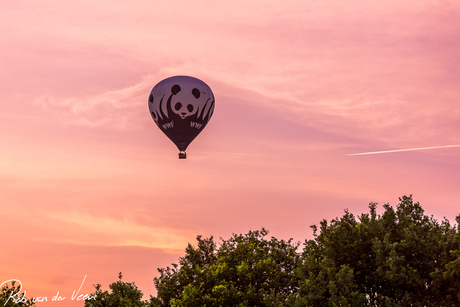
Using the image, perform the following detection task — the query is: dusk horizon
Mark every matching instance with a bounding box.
[1,0,459,305]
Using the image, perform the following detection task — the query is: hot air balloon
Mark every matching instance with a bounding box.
[148,76,215,159]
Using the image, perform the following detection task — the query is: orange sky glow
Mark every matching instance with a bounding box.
[1,0,460,305]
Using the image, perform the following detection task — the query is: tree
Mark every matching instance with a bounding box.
[153,228,300,307]
[89,195,459,306]
[0,280,35,307]
[152,196,460,306]
[297,195,460,306]
[85,272,156,307]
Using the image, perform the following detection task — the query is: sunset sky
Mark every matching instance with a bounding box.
[1,0,460,305]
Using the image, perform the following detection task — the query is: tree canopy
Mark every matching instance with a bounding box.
[0,280,35,307]
[86,196,460,306]
[296,195,460,306]
[153,228,299,307]
[152,195,460,307]
[85,272,155,307]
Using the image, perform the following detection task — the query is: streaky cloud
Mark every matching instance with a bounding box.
[348,145,460,156]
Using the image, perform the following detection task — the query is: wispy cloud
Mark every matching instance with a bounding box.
[40,211,190,249]
[34,75,156,128]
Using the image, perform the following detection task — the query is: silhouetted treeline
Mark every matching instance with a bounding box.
[84,195,460,307]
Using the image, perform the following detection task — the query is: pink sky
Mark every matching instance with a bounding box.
[1,0,460,305]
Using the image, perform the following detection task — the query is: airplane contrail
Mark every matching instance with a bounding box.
[347,145,460,156]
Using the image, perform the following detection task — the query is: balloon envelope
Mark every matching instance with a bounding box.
[148,76,215,156]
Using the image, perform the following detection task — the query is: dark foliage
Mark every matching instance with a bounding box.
[85,272,156,307]
[95,196,460,306]
[0,280,35,307]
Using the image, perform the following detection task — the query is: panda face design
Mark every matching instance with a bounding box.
[148,77,215,133]
[173,101,196,119]
[170,87,201,119]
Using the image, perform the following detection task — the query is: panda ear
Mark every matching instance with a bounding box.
[171,85,181,95]
[192,88,200,99]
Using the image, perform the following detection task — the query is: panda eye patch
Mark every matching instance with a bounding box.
[175,102,182,111]
[187,104,194,112]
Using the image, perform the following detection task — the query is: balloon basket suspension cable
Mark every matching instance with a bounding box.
[178,151,187,159]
